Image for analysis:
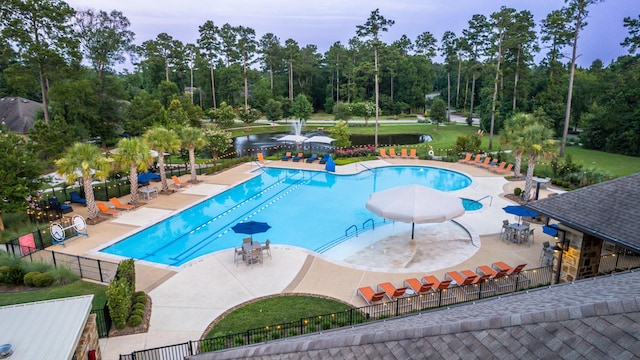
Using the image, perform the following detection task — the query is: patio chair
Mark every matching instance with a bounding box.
[306,154,319,163]
[475,157,491,168]
[292,153,304,162]
[319,154,330,164]
[97,202,119,216]
[480,158,498,169]
[403,278,433,294]
[172,175,189,188]
[379,148,389,158]
[261,239,272,259]
[458,153,472,163]
[69,191,86,206]
[378,282,408,301]
[445,270,477,286]
[409,149,417,159]
[389,148,398,157]
[476,265,513,293]
[281,152,292,161]
[423,275,455,303]
[257,153,266,163]
[465,154,481,165]
[493,163,513,174]
[109,197,134,211]
[48,197,73,214]
[492,162,507,173]
[233,247,245,266]
[401,149,408,158]
[357,286,386,305]
[248,248,263,267]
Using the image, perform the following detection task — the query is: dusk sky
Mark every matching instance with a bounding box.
[65,0,640,69]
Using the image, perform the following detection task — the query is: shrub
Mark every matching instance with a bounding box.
[131,308,145,318]
[133,303,145,311]
[514,187,523,196]
[0,273,3,283]
[135,293,147,304]
[23,271,40,286]
[127,314,142,327]
[48,267,80,286]
[117,259,136,292]
[0,265,9,277]
[32,272,54,287]
[23,261,53,273]
[6,265,25,285]
[107,277,133,329]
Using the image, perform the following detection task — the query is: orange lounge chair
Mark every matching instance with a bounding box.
[357,286,386,305]
[172,175,189,188]
[480,158,498,169]
[458,153,472,163]
[445,270,477,286]
[97,202,119,216]
[404,278,433,294]
[409,149,417,159]
[465,154,481,165]
[378,282,408,301]
[389,148,398,157]
[401,149,408,158]
[109,197,134,211]
[491,162,507,172]
[494,163,513,175]
[257,153,266,163]
[422,275,452,291]
[476,265,513,292]
[475,157,491,167]
[379,148,390,158]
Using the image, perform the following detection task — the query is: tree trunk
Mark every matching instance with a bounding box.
[447,72,451,121]
[469,72,476,125]
[38,67,50,122]
[189,146,197,183]
[513,47,521,112]
[514,151,523,177]
[456,57,462,109]
[374,47,379,148]
[288,60,294,100]
[158,153,169,192]
[85,177,98,219]
[210,62,217,109]
[269,63,274,93]
[243,56,249,110]
[0,213,5,231]
[489,37,503,150]
[129,166,140,205]
[165,57,170,82]
[523,155,536,203]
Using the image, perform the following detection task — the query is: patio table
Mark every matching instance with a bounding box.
[508,223,529,243]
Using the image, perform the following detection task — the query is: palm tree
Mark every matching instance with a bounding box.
[56,143,112,220]
[499,113,537,177]
[143,126,181,192]
[520,123,556,202]
[179,126,206,183]
[112,137,153,206]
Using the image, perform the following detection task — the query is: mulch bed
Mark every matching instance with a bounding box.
[108,294,153,337]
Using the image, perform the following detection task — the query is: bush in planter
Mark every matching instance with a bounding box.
[6,265,25,285]
[23,271,40,286]
[514,187,522,197]
[128,314,143,327]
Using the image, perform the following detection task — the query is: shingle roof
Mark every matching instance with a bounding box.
[0,96,43,133]
[190,271,640,360]
[525,172,640,252]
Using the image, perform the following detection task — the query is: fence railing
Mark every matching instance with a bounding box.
[91,307,113,338]
[118,265,553,360]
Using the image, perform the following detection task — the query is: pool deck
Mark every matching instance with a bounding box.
[51,158,558,358]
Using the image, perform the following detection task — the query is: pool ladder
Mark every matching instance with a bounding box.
[344,218,376,238]
[473,194,493,206]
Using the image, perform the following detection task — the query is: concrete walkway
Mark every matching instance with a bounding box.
[52,159,553,359]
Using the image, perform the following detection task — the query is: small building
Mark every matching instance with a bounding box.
[0,96,43,134]
[0,295,101,359]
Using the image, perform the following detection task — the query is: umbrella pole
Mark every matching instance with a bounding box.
[412,223,415,239]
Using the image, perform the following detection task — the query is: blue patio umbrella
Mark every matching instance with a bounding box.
[231,221,271,240]
[502,205,538,223]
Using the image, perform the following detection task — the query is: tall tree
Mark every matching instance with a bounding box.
[259,32,282,93]
[2,0,79,122]
[621,15,640,54]
[520,123,556,202]
[540,8,573,84]
[499,112,538,177]
[143,126,181,192]
[356,8,394,148]
[560,0,604,157]
[461,14,489,126]
[56,143,112,220]
[284,38,300,101]
[198,20,221,108]
[0,125,44,230]
[140,32,183,82]
[235,25,257,112]
[74,9,135,80]
[218,23,239,67]
[112,137,152,206]
[487,6,516,150]
[506,10,538,112]
[440,31,458,121]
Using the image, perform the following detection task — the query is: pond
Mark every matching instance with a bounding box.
[233,132,432,157]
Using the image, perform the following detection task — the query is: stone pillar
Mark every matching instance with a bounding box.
[74,313,102,360]
[556,227,603,283]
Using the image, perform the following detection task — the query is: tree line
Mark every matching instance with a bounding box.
[1,1,640,156]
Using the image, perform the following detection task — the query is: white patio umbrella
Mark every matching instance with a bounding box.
[303,136,335,144]
[277,134,308,143]
[365,184,465,239]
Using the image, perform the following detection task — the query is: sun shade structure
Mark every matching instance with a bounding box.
[303,136,335,144]
[277,134,308,143]
[231,220,271,240]
[365,184,465,239]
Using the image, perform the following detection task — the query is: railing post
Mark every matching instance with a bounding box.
[52,251,57,267]
[98,260,104,283]
[77,255,83,278]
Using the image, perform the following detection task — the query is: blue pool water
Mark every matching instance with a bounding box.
[101,166,474,266]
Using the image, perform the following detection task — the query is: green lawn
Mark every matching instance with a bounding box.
[0,280,107,310]
[206,295,353,338]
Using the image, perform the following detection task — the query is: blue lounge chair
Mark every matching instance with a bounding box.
[306,153,319,163]
[48,197,73,214]
[319,154,330,164]
[138,172,161,186]
[292,152,304,162]
[69,191,86,206]
[281,152,292,161]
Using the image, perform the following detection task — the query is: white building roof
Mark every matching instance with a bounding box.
[0,295,93,360]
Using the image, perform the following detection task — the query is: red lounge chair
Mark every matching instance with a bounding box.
[378,282,408,301]
[357,286,385,305]
[404,278,433,294]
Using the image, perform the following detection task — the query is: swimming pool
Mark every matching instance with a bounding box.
[101,166,474,266]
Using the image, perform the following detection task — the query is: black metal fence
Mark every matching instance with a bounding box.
[118,266,553,360]
[91,307,113,338]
